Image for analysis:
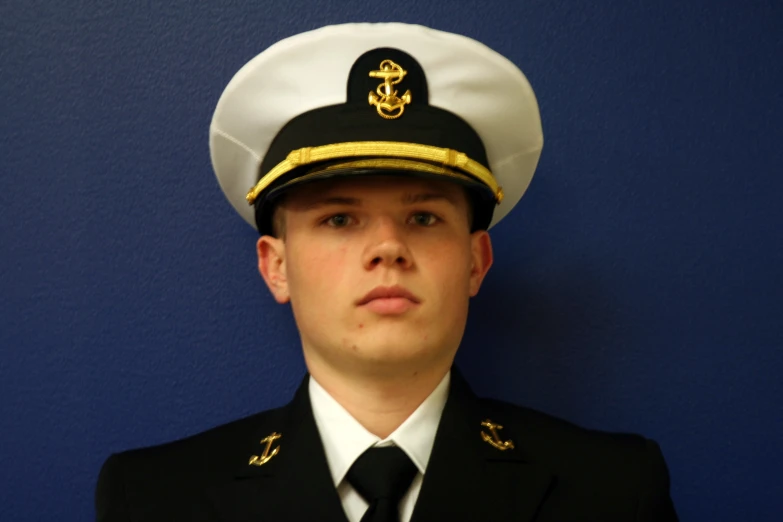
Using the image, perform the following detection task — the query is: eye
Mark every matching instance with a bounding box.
[409,212,439,226]
[324,214,354,227]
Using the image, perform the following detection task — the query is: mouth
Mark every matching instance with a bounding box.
[356,285,421,314]
[357,285,421,305]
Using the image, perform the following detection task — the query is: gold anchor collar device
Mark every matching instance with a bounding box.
[249,432,282,467]
[480,419,515,451]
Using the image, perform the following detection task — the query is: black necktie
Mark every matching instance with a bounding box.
[346,446,418,522]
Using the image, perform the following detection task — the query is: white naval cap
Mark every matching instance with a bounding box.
[209,22,543,234]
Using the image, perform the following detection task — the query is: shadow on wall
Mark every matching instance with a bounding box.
[457,257,629,424]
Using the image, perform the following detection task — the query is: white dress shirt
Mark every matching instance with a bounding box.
[309,372,450,522]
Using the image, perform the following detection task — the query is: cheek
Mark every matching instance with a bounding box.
[286,240,352,300]
[418,240,474,296]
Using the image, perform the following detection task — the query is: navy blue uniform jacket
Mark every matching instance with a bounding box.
[96,370,678,521]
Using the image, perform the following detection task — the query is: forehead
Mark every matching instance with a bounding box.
[281,175,469,207]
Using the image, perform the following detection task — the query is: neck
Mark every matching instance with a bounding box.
[306,359,451,439]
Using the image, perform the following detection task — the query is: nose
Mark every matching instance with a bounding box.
[362,218,413,270]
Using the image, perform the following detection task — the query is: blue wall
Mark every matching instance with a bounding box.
[2,1,781,520]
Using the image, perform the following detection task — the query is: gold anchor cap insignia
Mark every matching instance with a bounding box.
[480,419,515,451]
[368,59,411,119]
[249,432,281,466]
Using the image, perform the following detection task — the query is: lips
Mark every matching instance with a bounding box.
[356,285,421,306]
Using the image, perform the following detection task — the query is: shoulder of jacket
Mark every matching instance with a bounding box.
[106,403,286,475]
[477,396,652,458]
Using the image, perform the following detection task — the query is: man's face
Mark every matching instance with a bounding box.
[257,175,493,378]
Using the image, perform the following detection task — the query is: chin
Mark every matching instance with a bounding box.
[342,329,453,366]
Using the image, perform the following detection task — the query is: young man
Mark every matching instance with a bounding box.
[96,23,678,521]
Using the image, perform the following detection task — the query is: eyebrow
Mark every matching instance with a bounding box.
[302,196,362,210]
[401,192,459,206]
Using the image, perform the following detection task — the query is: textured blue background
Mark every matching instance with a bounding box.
[2,1,782,520]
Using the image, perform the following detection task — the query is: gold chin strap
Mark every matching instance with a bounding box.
[245,141,502,205]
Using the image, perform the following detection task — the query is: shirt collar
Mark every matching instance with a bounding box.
[309,371,450,486]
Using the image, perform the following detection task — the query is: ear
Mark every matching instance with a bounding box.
[256,235,290,303]
[468,230,493,297]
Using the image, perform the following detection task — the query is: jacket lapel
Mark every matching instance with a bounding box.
[411,370,555,522]
[207,376,348,522]
[206,369,555,521]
